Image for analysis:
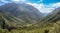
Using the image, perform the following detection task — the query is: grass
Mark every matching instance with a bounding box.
[0,21,60,33]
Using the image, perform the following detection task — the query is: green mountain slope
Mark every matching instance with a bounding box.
[40,7,60,23]
[0,3,43,30]
[0,3,60,33]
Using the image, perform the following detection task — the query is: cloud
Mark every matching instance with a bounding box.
[12,0,20,2]
[0,0,26,3]
[52,2,60,8]
[12,0,26,2]
[26,2,60,13]
[0,0,60,13]
[1,0,10,3]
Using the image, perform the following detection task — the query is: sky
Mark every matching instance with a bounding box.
[0,0,60,13]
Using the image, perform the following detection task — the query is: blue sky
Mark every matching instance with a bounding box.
[26,0,60,4]
[0,0,60,13]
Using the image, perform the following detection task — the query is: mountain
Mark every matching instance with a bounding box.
[0,3,43,29]
[40,7,60,22]
[42,13,48,17]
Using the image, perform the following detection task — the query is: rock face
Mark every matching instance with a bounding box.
[0,3,43,29]
[40,7,60,22]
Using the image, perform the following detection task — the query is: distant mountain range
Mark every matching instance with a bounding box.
[42,13,48,17]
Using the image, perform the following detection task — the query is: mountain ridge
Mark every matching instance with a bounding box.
[0,3,43,30]
[40,7,60,23]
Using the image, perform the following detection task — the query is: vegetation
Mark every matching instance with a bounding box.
[0,3,60,33]
[0,20,60,33]
[0,10,60,33]
[0,13,60,33]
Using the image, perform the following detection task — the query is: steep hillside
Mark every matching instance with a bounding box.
[0,3,43,30]
[0,3,60,33]
[40,7,60,23]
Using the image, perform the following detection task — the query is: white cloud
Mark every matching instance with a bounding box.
[0,0,60,13]
[0,0,26,3]
[52,2,60,8]
[12,0,20,2]
[27,3,54,13]
[1,0,9,3]
[12,0,26,2]
[26,2,60,13]
[20,0,26,1]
